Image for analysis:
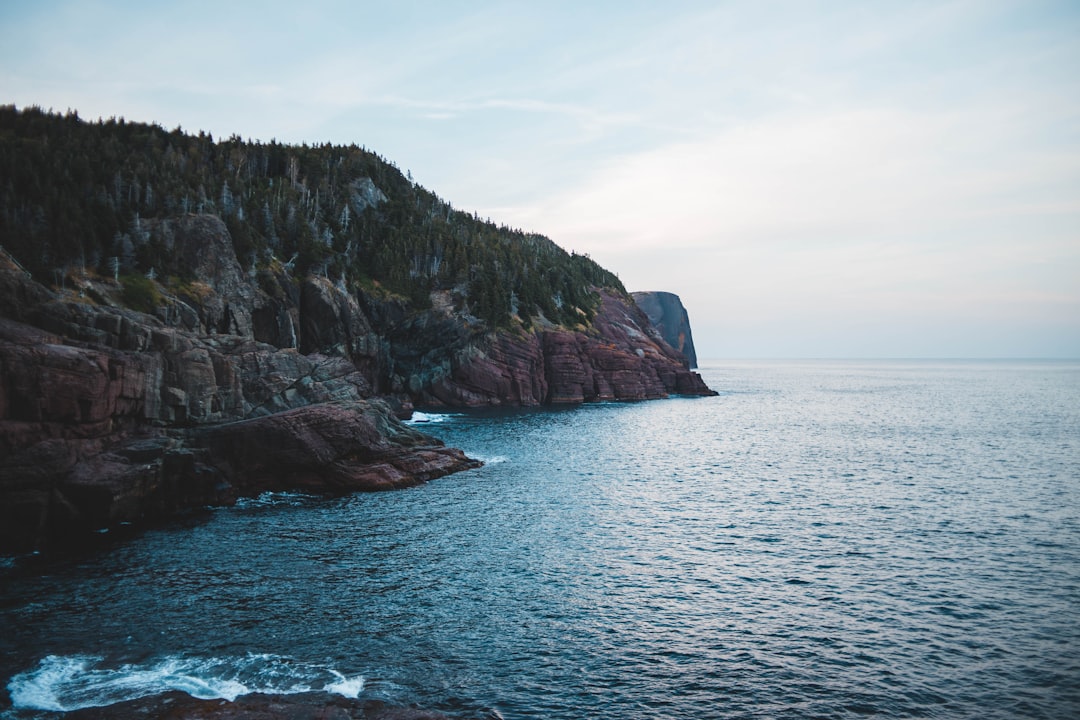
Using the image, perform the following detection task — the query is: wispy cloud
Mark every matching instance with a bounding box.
[2,0,1078,356]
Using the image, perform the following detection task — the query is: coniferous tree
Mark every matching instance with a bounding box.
[0,105,626,326]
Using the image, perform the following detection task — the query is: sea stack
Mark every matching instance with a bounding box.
[632,291,700,368]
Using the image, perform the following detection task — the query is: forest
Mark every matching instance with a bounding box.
[0,105,626,329]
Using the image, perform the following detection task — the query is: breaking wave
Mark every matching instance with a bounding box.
[403,411,456,425]
[468,454,508,465]
[7,654,364,712]
[232,491,319,509]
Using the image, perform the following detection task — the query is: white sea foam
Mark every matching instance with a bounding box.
[323,670,365,698]
[403,411,455,425]
[7,654,85,711]
[469,454,508,465]
[233,491,316,509]
[7,654,365,712]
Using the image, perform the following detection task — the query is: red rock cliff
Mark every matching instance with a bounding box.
[419,290,715,407]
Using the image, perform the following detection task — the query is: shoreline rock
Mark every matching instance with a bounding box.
[0,297,480,555]
[414,290,715,407]
[60,690,477,719]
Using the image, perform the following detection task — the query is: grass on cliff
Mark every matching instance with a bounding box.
[120,274,162,313]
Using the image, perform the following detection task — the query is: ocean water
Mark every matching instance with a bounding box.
[2,360,1079,719]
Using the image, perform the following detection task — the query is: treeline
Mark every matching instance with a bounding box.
[0,105,625,328]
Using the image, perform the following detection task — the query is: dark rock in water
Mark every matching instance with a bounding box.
[196,402,480,494]
[61,690,469,719]
[631,291,700,368]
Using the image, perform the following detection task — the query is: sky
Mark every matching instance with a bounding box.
[2,1,1078,358]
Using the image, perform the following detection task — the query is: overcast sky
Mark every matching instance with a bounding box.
[2,1,1078,358]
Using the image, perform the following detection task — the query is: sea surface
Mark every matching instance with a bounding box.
[2,360,1079,719]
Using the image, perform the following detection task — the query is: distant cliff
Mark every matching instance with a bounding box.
[0,106,716,555]
[632,291,700,368]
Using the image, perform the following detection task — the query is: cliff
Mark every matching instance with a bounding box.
[0,247,480,554]
[0,107,716,555]
[0,213,713,554]
[390,287,712,406]
[632,291,700,368]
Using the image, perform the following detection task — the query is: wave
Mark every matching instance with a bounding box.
[402,411,456,425]
[7,654,365,712]
[469,454,509,465]
[232,491,318,509]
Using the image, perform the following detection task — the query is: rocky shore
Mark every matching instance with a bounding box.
[0,242,480,555]
[61,690,481,719]
[0,214,713,556]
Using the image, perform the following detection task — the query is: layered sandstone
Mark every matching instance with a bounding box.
[418,290,714,406]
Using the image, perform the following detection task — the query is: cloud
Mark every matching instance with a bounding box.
[3,0,1078,356]
[505,94,1080,357]
[505,104,1079,256]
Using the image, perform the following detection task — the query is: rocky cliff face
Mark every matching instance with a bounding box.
[632,291,701,368]
[0,248,478,555]
[414,290,712,406]
[0,216,713,555]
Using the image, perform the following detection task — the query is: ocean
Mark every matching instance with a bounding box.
[2,360,1078,719]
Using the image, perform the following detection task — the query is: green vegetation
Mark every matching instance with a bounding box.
[0,105,626,328]
[119,273,162,313]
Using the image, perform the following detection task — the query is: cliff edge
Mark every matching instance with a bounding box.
[632,291,700,368]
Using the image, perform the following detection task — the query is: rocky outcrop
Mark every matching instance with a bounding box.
[63,690,468,720]
[632,291,700,368]
[414,290,714,406]
[0,320,478,552]
[0,257,478,555]
[145,214,259,338]
[196,402,479,495]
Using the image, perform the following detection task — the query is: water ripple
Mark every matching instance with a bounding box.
[2,361,1079,719]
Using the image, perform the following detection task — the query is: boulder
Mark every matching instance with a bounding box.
[194,401,480,494]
